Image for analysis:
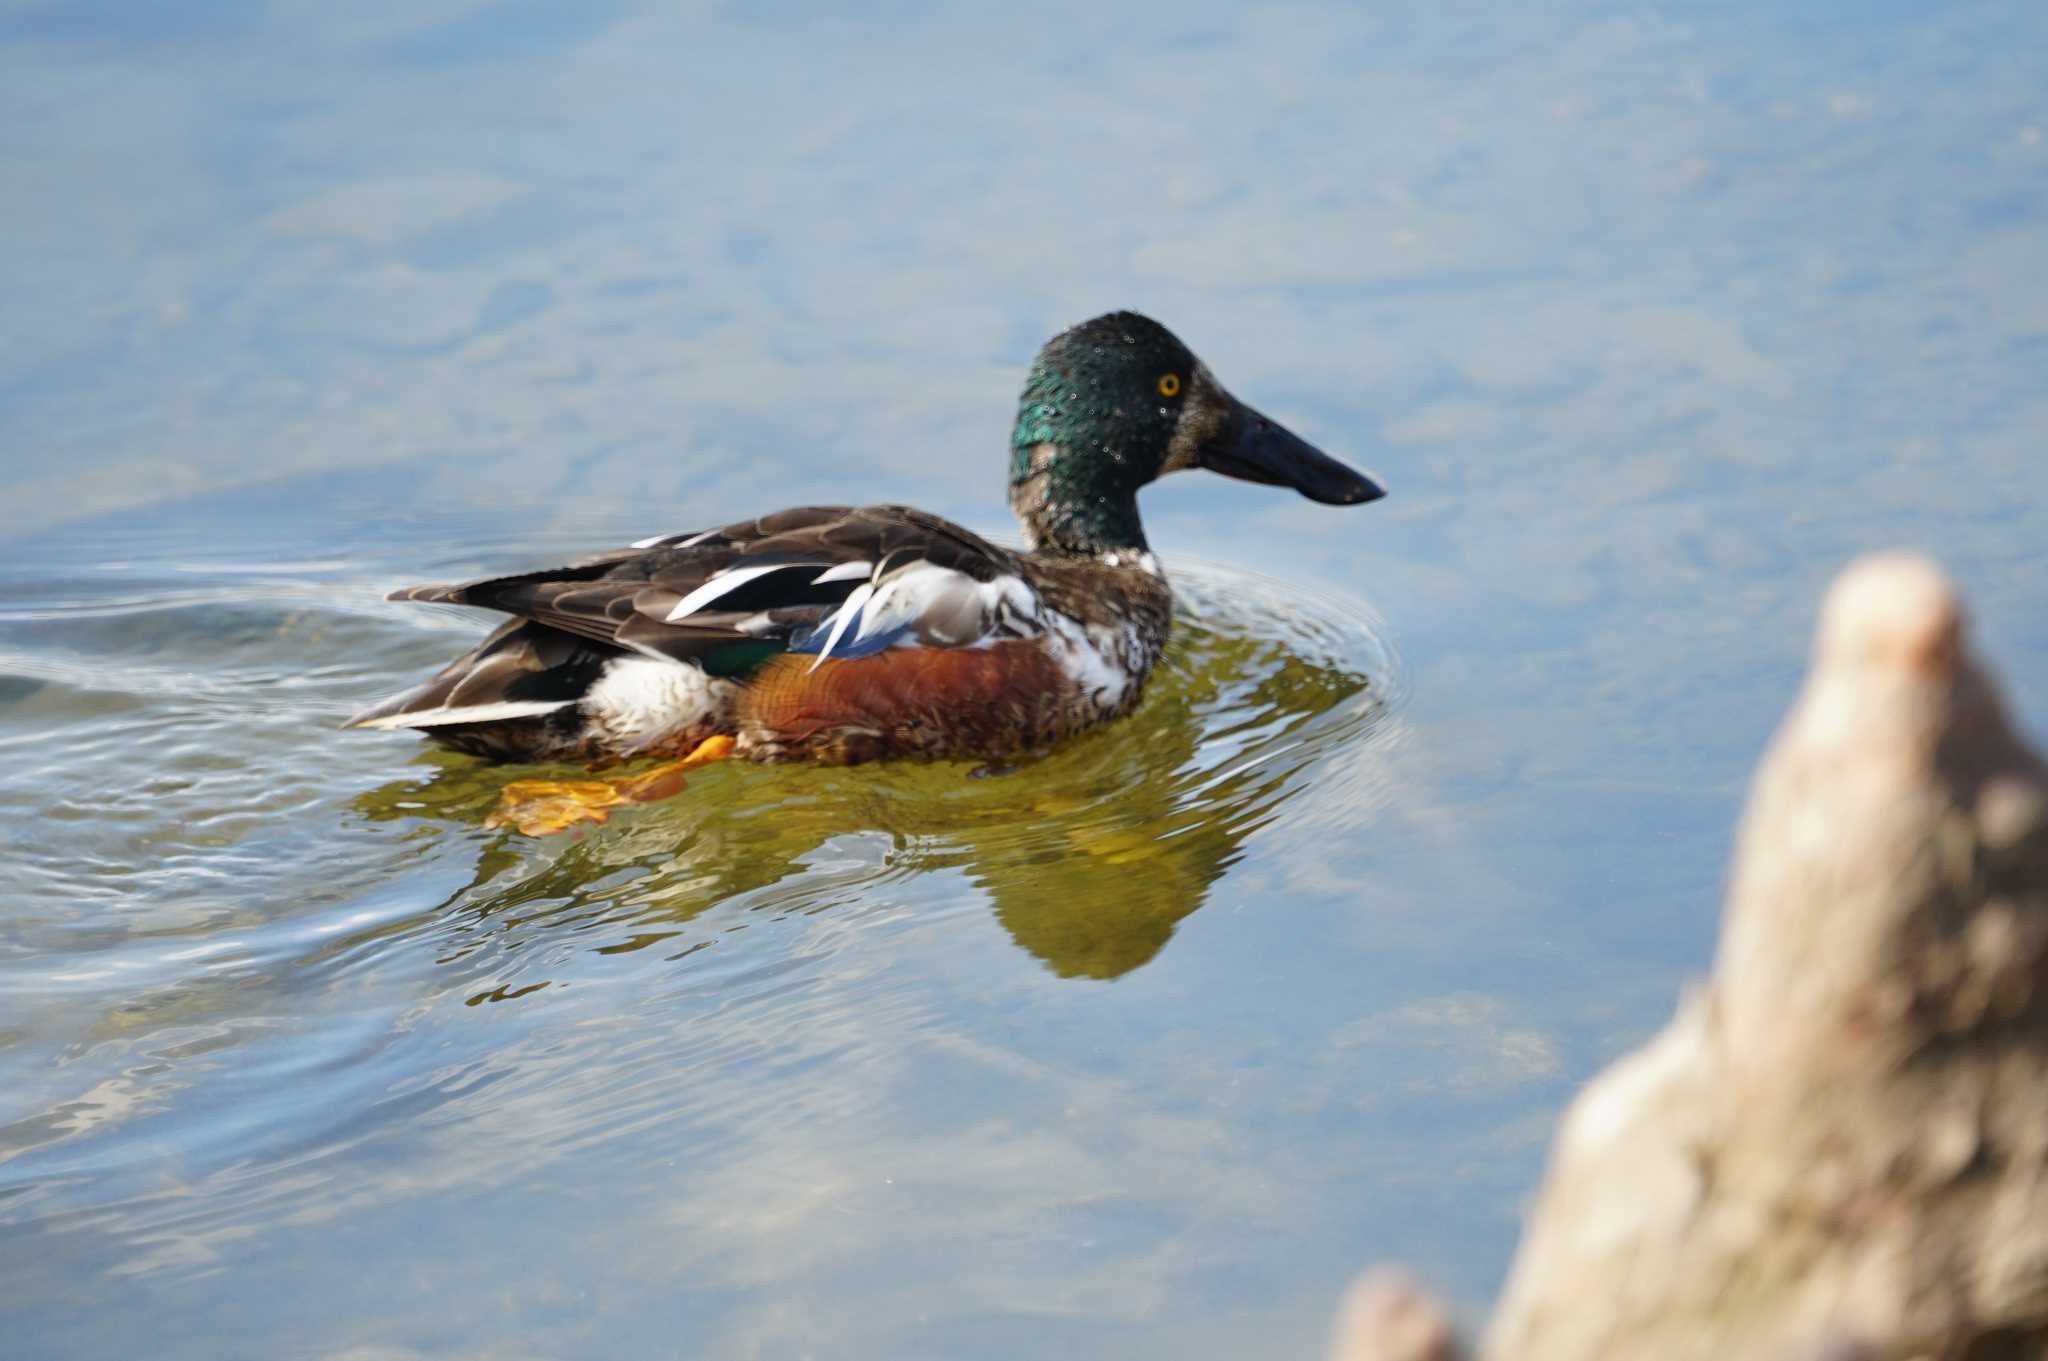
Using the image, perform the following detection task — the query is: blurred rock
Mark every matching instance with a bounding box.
[1338,555,2048,1360]
[1327,1267,1466,1361]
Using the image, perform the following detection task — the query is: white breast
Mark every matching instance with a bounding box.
[1042,613,1141,715]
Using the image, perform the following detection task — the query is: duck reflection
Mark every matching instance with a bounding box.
[353,614,1383,980]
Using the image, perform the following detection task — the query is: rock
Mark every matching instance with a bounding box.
[1327,1267,1467,1361]
[1337,554,2048,1361]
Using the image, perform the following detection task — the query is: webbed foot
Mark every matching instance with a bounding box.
[486,735,737,836]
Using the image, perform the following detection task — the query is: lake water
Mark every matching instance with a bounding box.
[4,3,2045,1357]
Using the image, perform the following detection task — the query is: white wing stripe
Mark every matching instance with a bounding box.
[811,560,873,584]
[664,562,809,621]
[356,699,573,730]
[633,527,723,550]
[807,582,874,671]
[854,580,902,639]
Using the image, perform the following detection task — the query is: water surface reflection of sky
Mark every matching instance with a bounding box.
[3,2,2046,1357]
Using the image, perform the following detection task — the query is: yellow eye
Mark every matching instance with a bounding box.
[1157,373,1181,397]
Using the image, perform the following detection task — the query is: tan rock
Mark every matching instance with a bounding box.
[1327,1267,1467,1361]
[1338,554,2048,1361]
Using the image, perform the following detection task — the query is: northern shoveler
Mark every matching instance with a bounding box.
[348,312,1384,830]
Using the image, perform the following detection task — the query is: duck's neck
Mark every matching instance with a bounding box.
[1009,442,1150,558]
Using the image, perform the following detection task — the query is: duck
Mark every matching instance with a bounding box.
[348,311,1384,828]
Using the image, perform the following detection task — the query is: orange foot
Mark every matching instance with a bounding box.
[486,735,737,836]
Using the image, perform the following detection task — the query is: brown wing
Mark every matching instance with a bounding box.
[386,505,1025,666]
[343,617,614,731]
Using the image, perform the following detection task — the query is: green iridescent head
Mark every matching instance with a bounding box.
[1007,311,1384,556]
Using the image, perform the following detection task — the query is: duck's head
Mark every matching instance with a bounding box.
[1008,311,1385,556]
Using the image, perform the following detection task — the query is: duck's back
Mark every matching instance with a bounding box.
[347,504,1171,765]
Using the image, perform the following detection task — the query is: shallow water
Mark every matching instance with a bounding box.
[2,507,1424,1357]
[6,2,2048,1357]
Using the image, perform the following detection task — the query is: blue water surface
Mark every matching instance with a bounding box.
[3,2,2045,1358]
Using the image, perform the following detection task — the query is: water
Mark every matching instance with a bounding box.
[2,509,1414,1357]
[4,2,2047,1358]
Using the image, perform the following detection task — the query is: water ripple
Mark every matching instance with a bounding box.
[0,540,1402,1283]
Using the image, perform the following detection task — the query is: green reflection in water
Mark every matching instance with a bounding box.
[353,601,1388,982]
